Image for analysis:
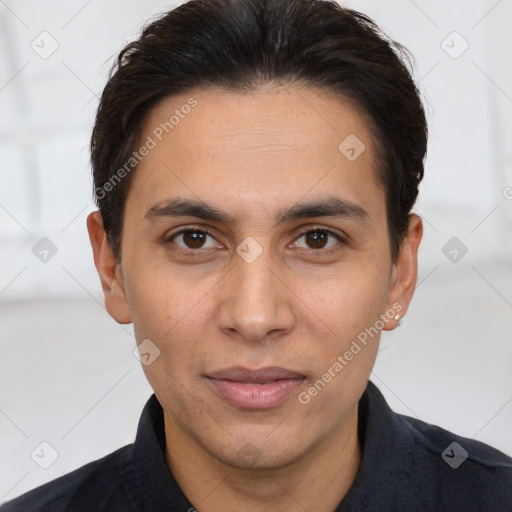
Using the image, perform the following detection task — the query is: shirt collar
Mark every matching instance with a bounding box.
[131,394,194,511]
[334,380,414,511]
[129,380,409,511]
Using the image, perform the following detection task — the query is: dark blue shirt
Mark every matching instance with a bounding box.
[2,380,511,511]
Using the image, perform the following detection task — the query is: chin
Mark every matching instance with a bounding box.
[210,435,307,471]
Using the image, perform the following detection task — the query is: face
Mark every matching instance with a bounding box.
[88,84,421,470]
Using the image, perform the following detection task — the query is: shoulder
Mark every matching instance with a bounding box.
[400,412,512,508]
[0,444,134,512]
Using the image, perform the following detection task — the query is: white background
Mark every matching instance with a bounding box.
[1,0,511,503]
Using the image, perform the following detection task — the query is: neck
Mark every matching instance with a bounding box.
[164,406,361,512]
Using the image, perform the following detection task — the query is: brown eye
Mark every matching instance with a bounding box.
[182,231,207,249]
[305,231,329,249]
[294,229,343,252]
[168,229,218,250]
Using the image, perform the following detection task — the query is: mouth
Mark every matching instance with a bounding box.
[205,366,307,410]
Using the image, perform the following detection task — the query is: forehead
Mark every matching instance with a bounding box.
[128,84,384,222]
[141,84,376,159]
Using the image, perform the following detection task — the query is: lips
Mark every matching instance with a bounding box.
[207,366,306,383]
[205,366,306,410]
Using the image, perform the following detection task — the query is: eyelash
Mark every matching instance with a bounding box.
[164,226,346,256]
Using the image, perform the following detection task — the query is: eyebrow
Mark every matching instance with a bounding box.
[144,196,369,226]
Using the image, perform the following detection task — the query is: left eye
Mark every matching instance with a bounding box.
[293,229,342,251]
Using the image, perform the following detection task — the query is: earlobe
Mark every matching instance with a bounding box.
[383,214,423,331]
[86,211,132,324]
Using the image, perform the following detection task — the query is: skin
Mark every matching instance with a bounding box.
[87,83,422,512]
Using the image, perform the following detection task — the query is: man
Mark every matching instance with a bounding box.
[2,0,511,510]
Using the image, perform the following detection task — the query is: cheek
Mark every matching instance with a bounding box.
[302,261,390,337]
[295,269,387,415]
[123,256,193,341]
[125,266,211,404]
[124,257,220,375]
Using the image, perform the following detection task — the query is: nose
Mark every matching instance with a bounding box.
[216,245,296,343]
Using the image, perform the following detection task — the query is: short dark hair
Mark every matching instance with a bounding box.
[91,0,427,262]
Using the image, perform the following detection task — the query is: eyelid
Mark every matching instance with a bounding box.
[295,225,347,241]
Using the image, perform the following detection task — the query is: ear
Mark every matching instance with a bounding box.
[382,214,423,331]
[86,211,132,324]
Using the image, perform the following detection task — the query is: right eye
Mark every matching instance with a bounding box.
[165,228,221,251]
